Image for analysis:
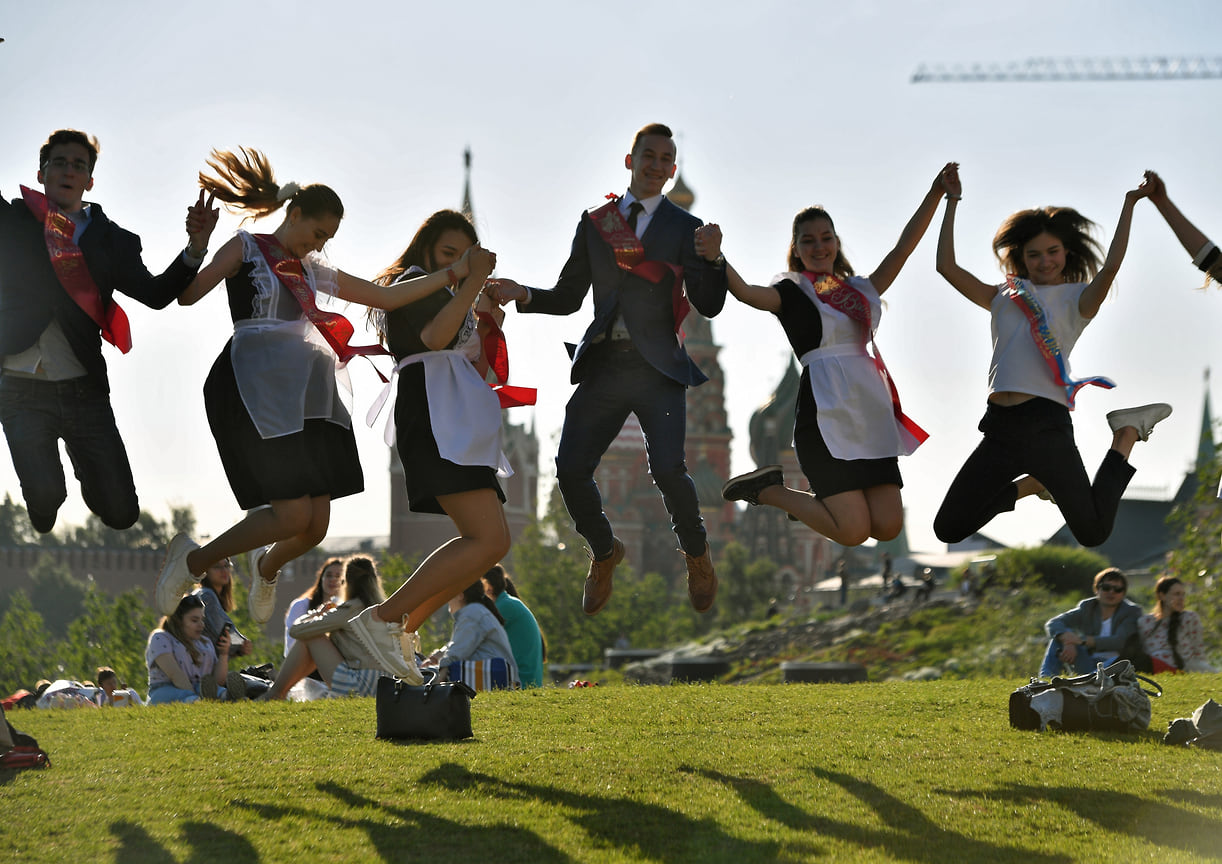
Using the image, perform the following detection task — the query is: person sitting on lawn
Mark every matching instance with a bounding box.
[1040,568,1142,678]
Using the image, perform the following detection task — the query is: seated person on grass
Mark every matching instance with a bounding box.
[1040,567,1142,678]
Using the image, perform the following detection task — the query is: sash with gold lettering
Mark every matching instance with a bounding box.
[802,270,928,449]
[1002,274,1114,410]
[588,197,689,332]
[251,233,391,372]
[21,185,132,353]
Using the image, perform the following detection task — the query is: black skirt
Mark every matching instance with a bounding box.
[793,372,901,498]
[204,343,364,509]
[393,365,505,515]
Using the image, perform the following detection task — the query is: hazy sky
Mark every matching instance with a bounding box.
[3,0,1220,554]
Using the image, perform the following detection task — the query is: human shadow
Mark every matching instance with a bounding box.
[416,762,822,862]
[234,781,572,864]
[937,782,1222,858]
[693,765,1071,864]
[110,820,259,864]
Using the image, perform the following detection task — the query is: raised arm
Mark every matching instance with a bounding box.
[335,248,472,311]
[869,162,955,294]
[693,223,781,313]
[1144,170,1218,276]
[420,245,497,350]
[935,164,997,310]
[178,235,244,305]
[1078,179,1150,319]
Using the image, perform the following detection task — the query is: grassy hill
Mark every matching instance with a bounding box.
[4,676,1221,863]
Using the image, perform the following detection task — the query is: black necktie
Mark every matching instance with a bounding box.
[627,201,644,234]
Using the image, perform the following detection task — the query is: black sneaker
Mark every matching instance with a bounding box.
[722,465,784,505]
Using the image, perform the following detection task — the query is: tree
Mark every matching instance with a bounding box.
[1162,459,1222,652]
[712,541,777,627]
[0,591,56,695]
[0,492,40,546]
[28,553,90,638]
[62,588,158,692]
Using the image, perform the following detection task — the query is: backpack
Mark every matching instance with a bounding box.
[1010,659,1162,732]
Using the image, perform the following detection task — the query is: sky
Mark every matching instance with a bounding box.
[2,0,1221,555]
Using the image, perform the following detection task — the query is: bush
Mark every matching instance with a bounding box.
[961,545,1111,595]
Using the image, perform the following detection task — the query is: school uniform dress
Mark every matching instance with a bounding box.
[381,266,506,514]
[203,231,363,509]
[934,280,1134,546]
[770,273,910,497]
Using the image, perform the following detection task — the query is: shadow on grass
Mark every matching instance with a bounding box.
[415,763,820,862]
[110,821,258,864]
[690,766,1072,864]
[938,782,1222,858]
[234,782,572,864]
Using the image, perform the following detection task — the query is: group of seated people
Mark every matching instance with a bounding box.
[1041,568,1217,677]
[145,555,546,704]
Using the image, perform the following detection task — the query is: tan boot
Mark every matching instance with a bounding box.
[583,537,625,616]
[683,543,718,613]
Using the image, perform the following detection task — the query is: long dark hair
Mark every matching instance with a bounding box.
[297,557,345,609]
[199,147,343,223]
[1153,575,1185,668]
[373,209,478,286]
[160,594,207,665]
[460,580,504,625]
[993,206,1102,283]
[200,561,236,612]
[787,207,855,278]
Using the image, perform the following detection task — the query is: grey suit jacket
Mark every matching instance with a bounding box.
[1045,597,1143,654]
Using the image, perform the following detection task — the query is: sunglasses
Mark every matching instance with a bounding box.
[1098,584,1126,593]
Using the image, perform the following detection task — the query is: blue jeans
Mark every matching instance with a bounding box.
[0,373,138,533]
[555,343,705,558]
[147,682,231,704]
[1040,640,1110,678]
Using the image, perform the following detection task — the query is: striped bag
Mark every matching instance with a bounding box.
[445,658,519,692]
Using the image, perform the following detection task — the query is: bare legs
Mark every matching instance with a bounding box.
[757,483,903,546]
[265,635,346,700]
[184,494,331,583]
[369,488,511,632]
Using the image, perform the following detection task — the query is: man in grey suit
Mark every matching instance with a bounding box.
[1040,567,1143,677]
[490,123,728,616]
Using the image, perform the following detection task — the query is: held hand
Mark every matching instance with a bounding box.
[484,278,527,305]
[1126,176,1153,204]
[694,223,723,261]
[1139,170,1165,204]
[185,190,219,253]
[466,245,496,282]
[940,162,962,199]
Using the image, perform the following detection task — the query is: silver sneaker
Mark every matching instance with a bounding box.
[246,546,278,625]
[1106,403,1173,442]
[156,533,200,615]
[348,606,423,684]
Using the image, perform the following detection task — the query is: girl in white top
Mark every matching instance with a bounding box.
[284,557,345,656]
[1139,575,1217,673]
[709,164,952,545]
[933,165,1169,547]
[154,150,476,626]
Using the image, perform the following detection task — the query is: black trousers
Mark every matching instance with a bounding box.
[934,398,1134,547]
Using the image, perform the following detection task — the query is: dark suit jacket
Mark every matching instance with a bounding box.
[1045,597,1143,654]
[0,194,198,391]
[518,197,727,386]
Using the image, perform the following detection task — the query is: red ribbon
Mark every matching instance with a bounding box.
[591,197,689,333]
[476,310,537,408]
[802,271,929,447]
[21,185,132,353]
[251,234,391,379]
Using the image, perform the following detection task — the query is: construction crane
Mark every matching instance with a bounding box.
[912,56,1222,83]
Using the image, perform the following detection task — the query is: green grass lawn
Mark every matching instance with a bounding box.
[4,677,1221,863]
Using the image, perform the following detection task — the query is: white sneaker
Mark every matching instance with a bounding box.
[246,546,277,625]
[156,533,200,615]
[1106,403,1173,442]
[348,606,423,684]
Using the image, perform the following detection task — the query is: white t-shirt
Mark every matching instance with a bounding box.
[988,281,1091,407]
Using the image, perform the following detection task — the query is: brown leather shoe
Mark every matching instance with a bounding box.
[583,537,625,616]
[683,543,718,613]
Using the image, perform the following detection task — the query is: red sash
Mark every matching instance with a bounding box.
[21,186,132,353]
[589,197,689,332]
[251,234,392,373]
[476,310,537,408]
[802,271,929,448]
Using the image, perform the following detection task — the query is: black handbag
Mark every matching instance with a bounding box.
[375,676,476,740]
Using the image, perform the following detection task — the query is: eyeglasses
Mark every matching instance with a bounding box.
[45,157,91,173]
[1098,584,1126,593]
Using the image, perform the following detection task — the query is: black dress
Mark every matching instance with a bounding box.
[383,275,504,515]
